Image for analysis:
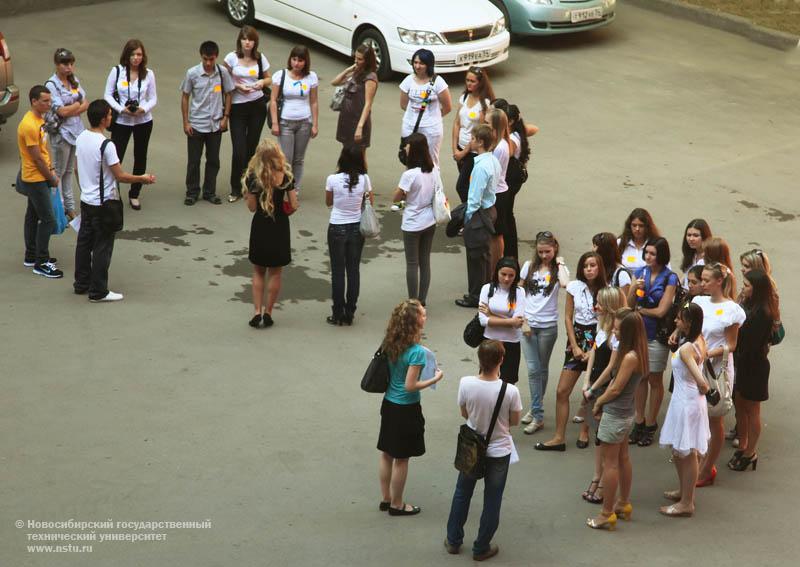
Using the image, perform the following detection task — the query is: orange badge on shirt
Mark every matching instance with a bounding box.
[214,84,222,92]
[249,69,257,76]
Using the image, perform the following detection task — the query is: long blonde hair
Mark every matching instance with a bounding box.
[383,300,424,362]
[597,286,626,335]
[486,108,510,151]
[242,139,293,217]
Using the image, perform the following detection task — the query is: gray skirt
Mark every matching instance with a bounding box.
[597,413,634,444]
[648,339,669,373]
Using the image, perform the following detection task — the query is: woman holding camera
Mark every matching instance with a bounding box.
[104,39,157,211]
[659,303,710,517]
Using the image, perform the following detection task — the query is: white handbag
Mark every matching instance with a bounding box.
[431,168,451,225]
[704,345,733,418]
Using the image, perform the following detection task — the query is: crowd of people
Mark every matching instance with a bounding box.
[13,26,782,561]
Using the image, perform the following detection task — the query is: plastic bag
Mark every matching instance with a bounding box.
[360,199,380,238]
[432,169,451,225]
[50,186,68,235]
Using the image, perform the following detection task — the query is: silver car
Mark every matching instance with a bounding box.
[0,32,20,130]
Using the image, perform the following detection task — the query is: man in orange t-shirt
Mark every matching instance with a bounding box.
[17,85,63,278]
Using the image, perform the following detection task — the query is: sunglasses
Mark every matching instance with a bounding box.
[536,231,553,239]
[468,66,483,76]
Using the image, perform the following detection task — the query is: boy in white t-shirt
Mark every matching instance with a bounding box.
[74,100,155,302]
[446,340,522,561]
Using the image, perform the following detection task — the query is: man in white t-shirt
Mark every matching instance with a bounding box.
[446,340,522,561]
[74,100,156,302]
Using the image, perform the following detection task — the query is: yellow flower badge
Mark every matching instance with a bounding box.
[468,111,477,119]
[715,308,724,316]
[420,91,429,99]
[248,69,257,76]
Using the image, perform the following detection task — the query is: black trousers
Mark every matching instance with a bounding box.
[186,130,222,198]
[111,120,153,198]
[463,207,496,303]
[229,98,267,196]
[74,202,116,299]
[455,150,475,204]
[21,179,55,264]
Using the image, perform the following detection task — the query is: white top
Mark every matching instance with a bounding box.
[326,173,371,225]
[492,139,510,194]
[619,238,646,269]
[458,376,523,459]
[692,295,746,379]
[567,280,598,326]
[520,261,562,327]
[399,74,448,134]
[75,130,120,205]
[272,70,318,121]
[479,284,526,343]
[510,131,521,159]
[398,167,437,232]
[103,66,157,126]
[457,94,488,149]
[611,265,632,287]
[682,257,705,290]
[223,52,270,104]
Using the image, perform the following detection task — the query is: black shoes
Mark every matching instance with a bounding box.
[455,297,479,308]
[535,442,566,452]
[184,196,197,206]
[388,503,420,516]
[249,313,274,328]
[202,195,222,205]
[327,312,354,326]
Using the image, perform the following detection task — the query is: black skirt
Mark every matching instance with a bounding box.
[500,341,521,384]
[493,190,512,237]
[734,355,770,402]
[377,399,426,458]
[563,322,597,372]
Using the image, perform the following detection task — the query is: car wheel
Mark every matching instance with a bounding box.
[226,0,254,26]
[356,28,392,81]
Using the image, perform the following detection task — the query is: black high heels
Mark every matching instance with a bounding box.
[729,453,758,471]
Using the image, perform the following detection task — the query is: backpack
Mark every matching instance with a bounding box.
[655,273,687,346]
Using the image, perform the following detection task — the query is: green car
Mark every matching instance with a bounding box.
[490,0,616,35]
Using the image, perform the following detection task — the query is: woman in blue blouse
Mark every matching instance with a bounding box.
[377,300,443,516]
[627,237,678,447]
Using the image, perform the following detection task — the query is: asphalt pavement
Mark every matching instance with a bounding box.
[1,1,799,565]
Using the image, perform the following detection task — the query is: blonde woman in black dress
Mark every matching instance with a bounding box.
[244,139,298,328]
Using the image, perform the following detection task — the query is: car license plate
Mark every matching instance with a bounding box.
[571,7,603,23]
[457,50,491,64]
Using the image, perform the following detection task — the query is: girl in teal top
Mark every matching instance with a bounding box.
[377,300,443,516]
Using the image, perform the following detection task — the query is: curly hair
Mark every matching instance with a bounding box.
[383,300,424,361]
[242,139,293,218]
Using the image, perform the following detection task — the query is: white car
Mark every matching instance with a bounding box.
[220,0,510,79]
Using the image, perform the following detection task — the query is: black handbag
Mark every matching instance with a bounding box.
[361,344,390,393]
[98,139,123,233]
[463,286,494,348]
[398,76,435,165]
[454,381,507,479]
[463,315,485,348]
[655,272,687,346]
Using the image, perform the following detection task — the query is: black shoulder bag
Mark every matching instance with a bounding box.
[108,65,121,131]
[98,139,124,233]
[454,380,508,479]
[257,56,280,129]
[463,286,495,348]
[655,269,687,346]
[360,344,390,393]
[398,75,435,165]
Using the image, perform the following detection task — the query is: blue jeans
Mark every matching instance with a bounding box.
[520,325,558,422]
[446,454,510,555]
[327,222,364,319]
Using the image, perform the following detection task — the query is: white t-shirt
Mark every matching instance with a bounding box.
[510,131,522,159]
[611,265,632,287]
[224,52,270,104]
[272,70,318,121]
[399,74,448,134]
[520,261,561,327]
[567,280,598,326]
[692,295,746,380]
[458,376,523,459]
[326,173,371,225]
[457,94,489,149]
[75,130,120,205]
[682,257,705,290]
[398,167,436,232]
[596,329,620,351]
[492,139,510,194]
[478,284,526,343]
[619,238,646,269]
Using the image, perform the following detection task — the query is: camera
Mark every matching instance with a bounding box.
[125,99,139,112]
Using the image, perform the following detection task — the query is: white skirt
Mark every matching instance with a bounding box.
[659,391,710,457]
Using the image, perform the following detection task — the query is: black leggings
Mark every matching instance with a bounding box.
[111,120,153,199]
[229,98,267,196]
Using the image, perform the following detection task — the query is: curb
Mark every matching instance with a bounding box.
[622,0,800,51]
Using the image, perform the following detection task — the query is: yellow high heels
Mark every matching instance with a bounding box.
[614,502,633,520]
[586,513,617,531]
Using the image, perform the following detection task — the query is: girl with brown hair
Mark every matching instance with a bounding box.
[377,300,443,516]
[618,208,662,270]
[104,39,157,210]
[587,310,648,531]
[332,44,379,152]
[244,140,298,328]
[223,25,271,202]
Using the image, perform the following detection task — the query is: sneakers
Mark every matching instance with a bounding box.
[523,420,543,435]
[89,291,124,302]
[521,411,534,425]
[25,257,57,267]
[32,262,63,278]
